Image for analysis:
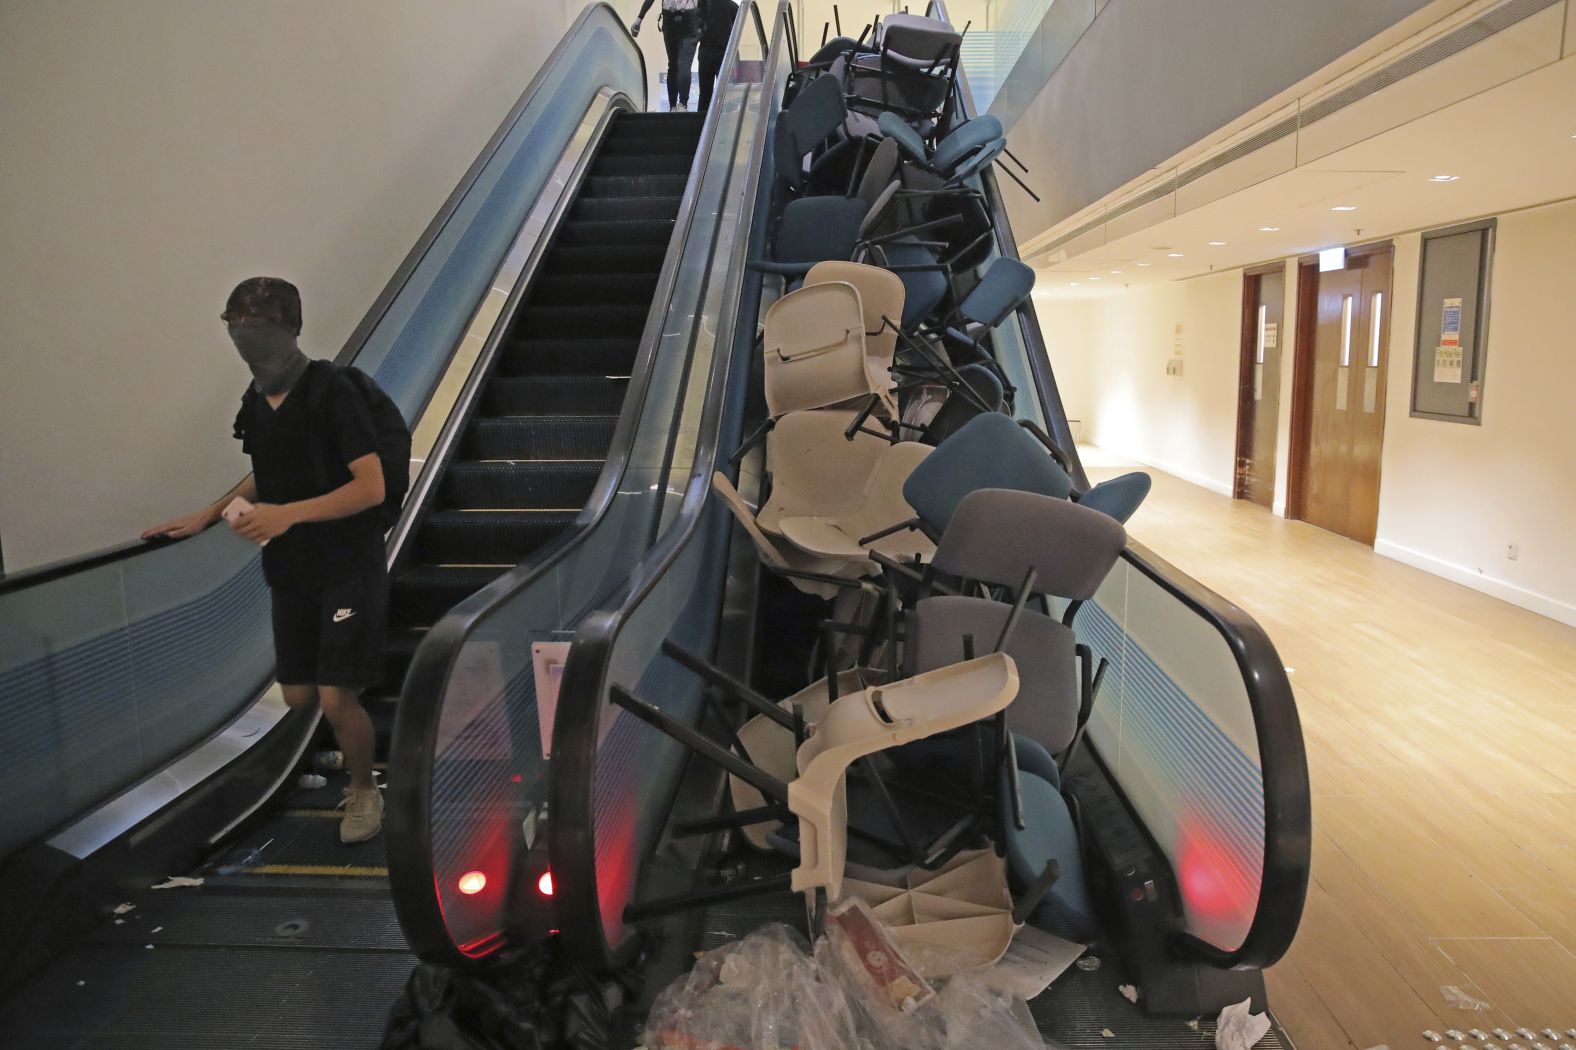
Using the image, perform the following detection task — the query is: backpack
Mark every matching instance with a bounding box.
[235,361,412,532]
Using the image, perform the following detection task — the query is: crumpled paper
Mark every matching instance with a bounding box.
[1214,997,1271,1050]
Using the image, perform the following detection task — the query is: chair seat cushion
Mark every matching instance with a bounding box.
[1004,771,1098,939]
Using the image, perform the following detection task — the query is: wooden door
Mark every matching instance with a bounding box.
[1294,248,1393,544]
[1234,269,1284,507]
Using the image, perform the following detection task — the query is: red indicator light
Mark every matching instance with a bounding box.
[458,871,487,895]
[537,871,554,897]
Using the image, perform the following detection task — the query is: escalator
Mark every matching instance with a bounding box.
[0,9,722,1045]
[381,110,705,729]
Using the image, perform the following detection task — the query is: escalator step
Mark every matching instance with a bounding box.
[515,303,649,340]
[378,629,424,693]
[414,508,581,566]
[591,152,693,177]
[392,565,514,626]
[529,272,659,307]
[483,376,629,415]
[464,415,618,459]
[440,461,604,509]
[611,112,705,135]
[498,338,639,377]
[596,138,699,159]
[546,243,668,275]
[571,196,682,223]
[553,219,675,249]
[581,173,689,198]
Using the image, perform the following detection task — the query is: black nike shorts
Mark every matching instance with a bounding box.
[270,570,389,689]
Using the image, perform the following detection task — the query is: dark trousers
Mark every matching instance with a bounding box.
[664,24,700,107]
[698,47,724,112]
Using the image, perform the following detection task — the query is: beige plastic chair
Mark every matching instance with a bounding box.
[804,260,903,415]
[712,472,872,600]
[787,652,1019,902]
[729,668,883,850]
[763,281,891,417]
[757,409,892,536]
[844,849,1018,977]
[776,440,937,564]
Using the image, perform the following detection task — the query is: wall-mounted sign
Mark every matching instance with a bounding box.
[1433,345,1463,384]
[1411,221,1494,424]
[1318,247,1346,272]
[1262,322,1278,349]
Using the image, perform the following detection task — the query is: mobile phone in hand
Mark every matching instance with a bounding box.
[222,497,267,545]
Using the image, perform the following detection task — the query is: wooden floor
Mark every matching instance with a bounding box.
[1082,448,1576,1050]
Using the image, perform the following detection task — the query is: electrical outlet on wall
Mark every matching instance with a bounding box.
[1506,543,1518,561]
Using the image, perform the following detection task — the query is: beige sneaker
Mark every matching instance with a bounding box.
[339,787,384,844]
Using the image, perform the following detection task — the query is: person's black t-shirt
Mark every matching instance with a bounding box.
[238,361,385,592]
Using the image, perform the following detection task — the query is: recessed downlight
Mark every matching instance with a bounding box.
[1109,269,1122,274]
[1088,276,1101,281]
[1331,205,1358,212]
[1258,226,1280,232]
[1136,262,1151,267]
[1167,252,1184,257]
[1429,174,1459,182]
[1208,240,1226,246]
[1070,282,1080,286]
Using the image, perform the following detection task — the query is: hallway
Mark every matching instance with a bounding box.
[1084,448,1576,1048]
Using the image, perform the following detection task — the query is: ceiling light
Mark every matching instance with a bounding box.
[1137,262,1151,267]
[1258,226,1280,232]
[1208,240,1226,246]
[1088,276,1101,281]
[1331,205,1357,212]
[1109,269,1122,274]
[1167,252,1184,257]
[1429,174,1459,182]
[1070,282,1080,286]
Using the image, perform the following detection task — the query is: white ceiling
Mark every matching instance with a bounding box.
[1032,48,1576,299]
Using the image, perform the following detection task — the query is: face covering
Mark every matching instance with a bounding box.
[229,323,309,395]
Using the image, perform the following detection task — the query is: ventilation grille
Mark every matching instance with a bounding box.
[1028,0,1560,260]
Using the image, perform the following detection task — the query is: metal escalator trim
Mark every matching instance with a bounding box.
[248,864,389,878]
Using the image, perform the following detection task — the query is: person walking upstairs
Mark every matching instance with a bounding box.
[633,0,702,111]
[696,0,739,113]
[144,277,403,844]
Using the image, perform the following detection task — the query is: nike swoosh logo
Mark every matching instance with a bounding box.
[332,609,356,623]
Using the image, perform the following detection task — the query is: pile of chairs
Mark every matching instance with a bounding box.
[610,11,1153,974]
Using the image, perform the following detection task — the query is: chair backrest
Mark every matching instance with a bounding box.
[867,240,947,328]
[877,13,962,68]
[762,282,871,416]
[876,111,928,165]
[804,260,904,374]
[902,412,1073,533]
[930,488,1127,599]
[760,409,892,532]
[1075,471,1152,524]
[957,257,1035,330]
[775,73,846,189]
[947,136,1005,185]
[775,195,868,265]
[854,135,902,207]
[922,363,1003,446]
[931,115,1003,176]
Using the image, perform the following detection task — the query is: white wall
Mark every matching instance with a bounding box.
[1035,270,1246,495]
[1375,199,1576,627]
[0,0,587,572]
[1035,196,1576,627]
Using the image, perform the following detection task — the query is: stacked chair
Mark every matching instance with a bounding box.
[608,11,1155,974]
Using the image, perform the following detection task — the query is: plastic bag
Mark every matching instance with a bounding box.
[645,922,1043,1050]
[645,925,866,1050]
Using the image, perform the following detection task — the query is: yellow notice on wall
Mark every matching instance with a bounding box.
[1434,345,1463,384]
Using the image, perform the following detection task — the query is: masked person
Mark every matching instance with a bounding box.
[696,0,738,113]
[633,0,701,111]
[143,277,391,843]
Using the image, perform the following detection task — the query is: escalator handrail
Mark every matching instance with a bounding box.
[0,2,645,597]
[386,1,772,964]
[929,0,1310,971]
[547,1,790,972]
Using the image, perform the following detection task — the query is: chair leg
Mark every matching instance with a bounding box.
[610,685,790,803]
